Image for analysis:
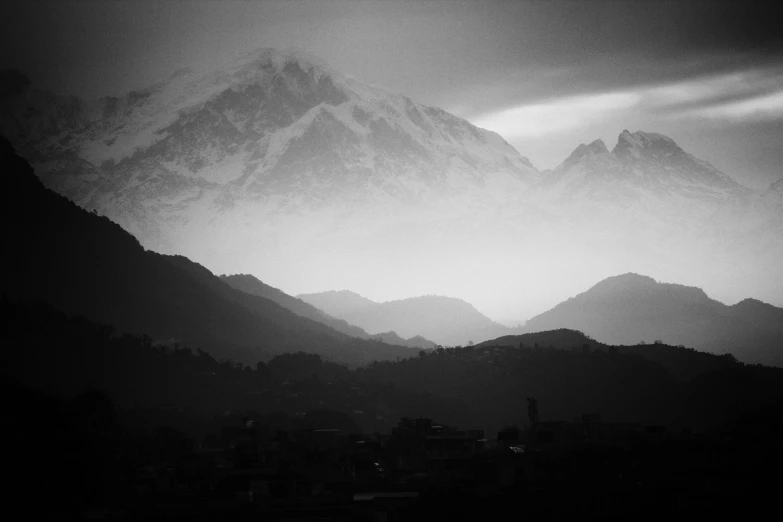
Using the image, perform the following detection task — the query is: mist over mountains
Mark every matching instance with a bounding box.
[2,47,780,318]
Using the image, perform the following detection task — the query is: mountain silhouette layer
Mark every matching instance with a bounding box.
[221,273,436,349]
[522,273,783,366]
[0,137,417,367]
[298,291,520,346]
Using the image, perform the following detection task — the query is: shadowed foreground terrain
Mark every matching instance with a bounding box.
[3,298,783,520]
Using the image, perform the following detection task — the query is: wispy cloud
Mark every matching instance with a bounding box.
[471,91,641,138]
[684,89,783,121]
[646,68,783,121]
[470,66,783,138]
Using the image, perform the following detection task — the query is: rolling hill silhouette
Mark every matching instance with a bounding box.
[298,291,520,346]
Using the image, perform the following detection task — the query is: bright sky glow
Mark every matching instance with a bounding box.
[472,91,642,138]
[680,89,783,121]
[467,67,783,171]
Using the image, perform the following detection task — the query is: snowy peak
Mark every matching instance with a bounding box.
[542,128,749,203]
[236,47,337,75]
[221,46,346,96]
[612,130,685,161]
[5,45,541,224]
[561,139,609,168]
[584,138,609,155]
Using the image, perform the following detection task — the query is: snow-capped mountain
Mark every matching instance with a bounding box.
[2,48,781,315]
[539,130,748,205]
[2,47,537,255]
[531,130,782,313]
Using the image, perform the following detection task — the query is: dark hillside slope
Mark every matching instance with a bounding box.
[220,273,371,339]
[0,137,415,366]
[481,329,746,381]
[360,340,783,436]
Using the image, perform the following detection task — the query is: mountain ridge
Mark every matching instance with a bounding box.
[221,273,436,349]
[523,273,783,366]
[298,290,521,346]
[0,136,418,367]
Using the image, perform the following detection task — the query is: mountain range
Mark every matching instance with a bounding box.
[2,125,779,367]
[297,291,520,347]
[3,47,780,315]
[3,118,783,445]
[220,274,435,349]
[0,48,537,293]
[0,136,417,367]
[522,273,783,366]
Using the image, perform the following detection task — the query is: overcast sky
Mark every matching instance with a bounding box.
[2,0,782,187]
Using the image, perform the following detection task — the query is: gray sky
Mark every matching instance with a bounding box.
[2,0,782,187]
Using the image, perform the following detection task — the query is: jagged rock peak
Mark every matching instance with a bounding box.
[563,139,608,164]
[197,46,348,99]
[612,130,684,158]
[584,139,609,154]
[232,46,338,78]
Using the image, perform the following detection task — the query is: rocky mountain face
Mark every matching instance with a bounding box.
[541,130,747,203]
[297,291,520,347]
[2,47,781,315]
[1,47,537,273]
[522,273,783,366]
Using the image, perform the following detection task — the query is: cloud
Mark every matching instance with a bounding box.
[645,73,759,106]
[471,91,641,138]
[678,90,783,122]
[470,66,783,139]
[642,67,783,123]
